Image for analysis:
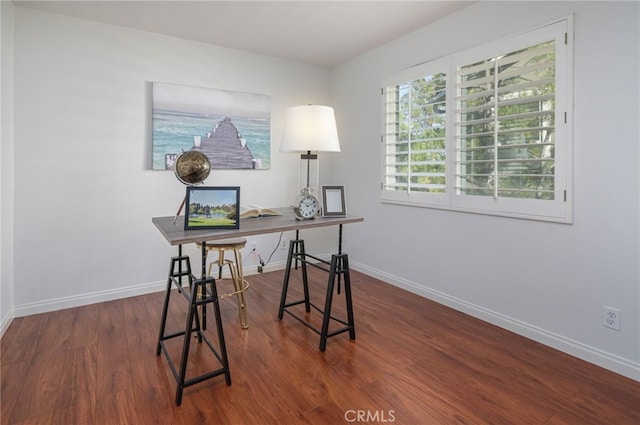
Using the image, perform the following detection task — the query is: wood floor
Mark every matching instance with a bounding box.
[2,267,639,425]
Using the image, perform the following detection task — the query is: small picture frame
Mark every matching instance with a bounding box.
[321,185,346,217]
[184,186,240,230]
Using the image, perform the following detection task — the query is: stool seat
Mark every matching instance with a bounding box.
[196,238,249,329]
[196,238,247,249]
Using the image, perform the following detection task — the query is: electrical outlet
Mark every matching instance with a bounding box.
[250,242,257,252]
[280,237,288,250]
[257,265,263,273]
[603,306,621,331]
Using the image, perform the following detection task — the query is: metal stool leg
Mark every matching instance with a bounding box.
[231,248,248,328]
[203,245,248,329]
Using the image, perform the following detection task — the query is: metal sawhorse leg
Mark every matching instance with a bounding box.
[156,243,231,405]
[278,238,356,352]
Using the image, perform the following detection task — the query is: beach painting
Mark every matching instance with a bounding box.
[152,82,271,170]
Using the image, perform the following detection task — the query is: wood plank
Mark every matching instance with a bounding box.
[8,349,66,423]
[95,300,133,397]
[1,314,46,365]
[55,346,97,412]
[94,388,138,425]
[1,361,30,425]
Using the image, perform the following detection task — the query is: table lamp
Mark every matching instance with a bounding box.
[280,105,340,219]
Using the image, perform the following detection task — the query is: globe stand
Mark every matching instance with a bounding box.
[173,197,188,223]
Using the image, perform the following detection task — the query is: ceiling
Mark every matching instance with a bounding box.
[12,0,473,67]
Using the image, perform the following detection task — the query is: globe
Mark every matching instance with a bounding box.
[173,150,211,185]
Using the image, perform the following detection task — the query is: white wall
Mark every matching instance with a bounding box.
[1,0,16,335]
[7,7,335,321]
[332,1,639,380]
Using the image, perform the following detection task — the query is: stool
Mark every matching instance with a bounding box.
[196,238,249,329]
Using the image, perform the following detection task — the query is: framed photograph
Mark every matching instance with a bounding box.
[184,186,240,230]
[321,186,346,217]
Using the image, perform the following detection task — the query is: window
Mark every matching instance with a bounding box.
[381,18,573,223]
[382,58,450,207]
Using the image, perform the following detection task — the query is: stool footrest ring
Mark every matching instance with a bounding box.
[215,279,250,299]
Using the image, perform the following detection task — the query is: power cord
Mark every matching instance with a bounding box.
[247,232,283,270]
[263,232,283,266]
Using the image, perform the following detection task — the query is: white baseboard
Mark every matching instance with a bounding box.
[13,280,167,318]
[11,260,291,319]
[350,260,640,382]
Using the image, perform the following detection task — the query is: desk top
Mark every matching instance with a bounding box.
[152,208,364,246]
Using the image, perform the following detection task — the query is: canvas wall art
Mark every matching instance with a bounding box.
[152,82,271,170]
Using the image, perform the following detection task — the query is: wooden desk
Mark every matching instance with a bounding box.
[152,208,364,246]
[152,208,364,405]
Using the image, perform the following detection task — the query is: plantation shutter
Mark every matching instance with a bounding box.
[455,40,557,200]
[381,59,450,206]
[380,18,572,222]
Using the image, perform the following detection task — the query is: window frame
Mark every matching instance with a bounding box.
[380,17,573,223]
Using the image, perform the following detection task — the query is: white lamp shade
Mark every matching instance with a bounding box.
[280,105,340,153]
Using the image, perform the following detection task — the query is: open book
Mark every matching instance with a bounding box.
[239,205,282,219]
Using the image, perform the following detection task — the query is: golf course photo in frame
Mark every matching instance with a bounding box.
[184,186,240,230]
